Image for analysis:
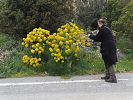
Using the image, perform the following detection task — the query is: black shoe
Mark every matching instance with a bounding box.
[101,69,110,80]
[105,75,117,83]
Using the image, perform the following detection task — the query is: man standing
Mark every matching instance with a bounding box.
[89,17,118,83]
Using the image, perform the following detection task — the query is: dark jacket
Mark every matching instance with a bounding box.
[89,25,118,65]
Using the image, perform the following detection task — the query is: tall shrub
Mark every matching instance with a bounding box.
[0,0,74,37]
[75,0,107,28]
[102,0,131,26]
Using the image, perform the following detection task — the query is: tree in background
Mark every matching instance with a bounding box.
[0,0,74,37]
[75,0,107,29]
[102,0,131,27]
[112,1,133,43]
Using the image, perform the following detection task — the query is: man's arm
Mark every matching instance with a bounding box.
[89,30,102,42]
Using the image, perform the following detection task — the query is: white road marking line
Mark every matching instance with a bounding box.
[0,79,132,87]
[0,80,101,87]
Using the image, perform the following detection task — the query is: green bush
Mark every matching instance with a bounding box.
[0,47,45,78]
[115,31,133,59]
[45,59,72,76]
[0,0,74,37]
[102,0,131,26]
[71,48,104,75]
[0,33,17,51]
[44,47,105,76]
[76,0,107,28]
[0,33,40,78]
[112,1,133,43]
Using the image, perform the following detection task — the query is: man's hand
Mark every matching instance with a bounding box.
[78,34,86,37]
[88,34,91,37]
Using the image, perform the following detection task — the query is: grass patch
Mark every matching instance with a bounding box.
[116,59,133,72]
[0,49,47,78]
[0,50,35,78]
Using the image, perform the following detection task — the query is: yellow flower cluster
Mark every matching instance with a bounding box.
[46,23,91,63]
[22,55,41,67]
[22,27,50,48]
[21,27,50,67]
[85,39,91,47]
[31,43,45,54]
[22,23,91,67]
[58,23,90,50]
[47,34,65,63]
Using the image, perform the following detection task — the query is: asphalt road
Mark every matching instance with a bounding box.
[0,73,133,100]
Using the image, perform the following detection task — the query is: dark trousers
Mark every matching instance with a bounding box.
[102,54,113,69]
[102,54,116,77]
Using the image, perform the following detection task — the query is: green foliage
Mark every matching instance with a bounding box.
[0,33,41,78]
[0,40,47,78]
[0,50,22,78]
[115,31,133,59]
[0,0,74,37]
[44,47,104,76]
[0,33,17,51]
[116,59,133,72]
[76,0,107,28]
[112,1,133,42]
[71,48,104,75]
[45,59,71,76]
[102,0,131,26]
